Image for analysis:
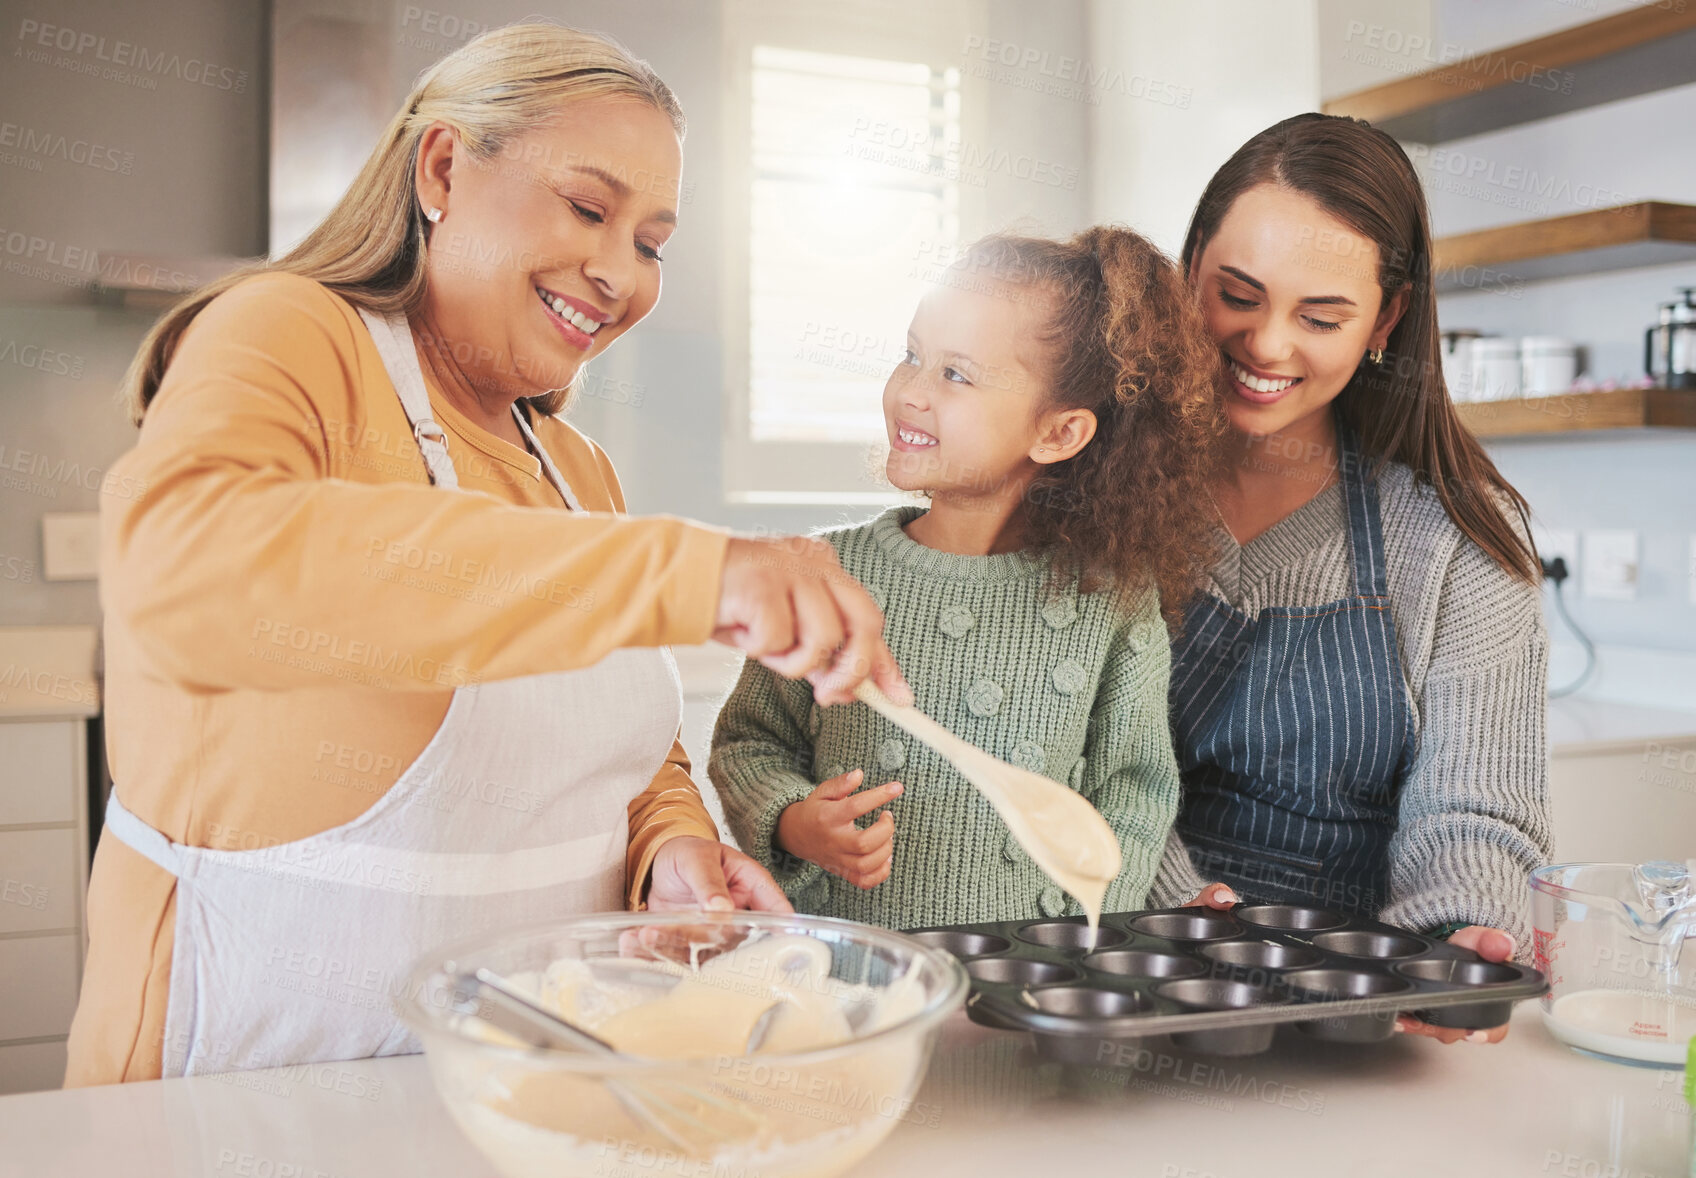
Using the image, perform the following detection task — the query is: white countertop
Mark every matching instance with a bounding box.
[2,1004,1688,1178]
[1549,694,1696,756]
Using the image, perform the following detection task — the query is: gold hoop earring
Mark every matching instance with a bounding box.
[1367,347,1385,365]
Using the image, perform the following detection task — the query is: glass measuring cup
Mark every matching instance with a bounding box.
[1531,861,1696,1067]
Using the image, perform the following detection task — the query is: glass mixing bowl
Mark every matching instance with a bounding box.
[397,911,969,1178]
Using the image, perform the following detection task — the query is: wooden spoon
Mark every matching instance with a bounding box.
[853,680,1120,925]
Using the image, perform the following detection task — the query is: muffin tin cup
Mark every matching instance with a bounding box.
[1159,978,1295,1056]
[1284,968,1414,1043]
[906,906,1546,1058]
[1394,958,1524,1029]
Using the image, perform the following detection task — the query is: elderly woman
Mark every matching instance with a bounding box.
[66,23,907,1085]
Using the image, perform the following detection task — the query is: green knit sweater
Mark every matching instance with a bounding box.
[708,506,1181,930]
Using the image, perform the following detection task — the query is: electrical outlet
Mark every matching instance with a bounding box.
[41,512,99,581]
[1533,526,1578,580]
[1581,529,1638,601]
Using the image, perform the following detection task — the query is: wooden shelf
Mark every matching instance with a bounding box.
[1456,387,1696,438]
[1322,7,1696,144]
[1432,202,1696,292]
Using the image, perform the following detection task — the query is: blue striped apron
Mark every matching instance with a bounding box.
[1169,424,1414,918]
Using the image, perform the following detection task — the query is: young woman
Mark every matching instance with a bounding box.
[1157,114,1553,1044]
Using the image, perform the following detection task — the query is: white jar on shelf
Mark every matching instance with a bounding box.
[1441,329,1483,402]
[1471,337,1521,401]
[1521,336,1578,398]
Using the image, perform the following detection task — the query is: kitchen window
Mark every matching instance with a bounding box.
[721,2,972,503]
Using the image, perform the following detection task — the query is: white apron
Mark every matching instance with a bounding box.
[103,308,683,1077]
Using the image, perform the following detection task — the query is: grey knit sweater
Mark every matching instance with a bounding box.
[708,506,1181,930]
[1148,461,1554,958]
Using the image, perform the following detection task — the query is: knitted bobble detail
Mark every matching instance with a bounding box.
[965,678,1004,717]
[1041,597,1078,630]
[937,604,975,639]
[878,737,906,771]
[1012,741,1046,773]
[1039,885,1067,917]
[1051,659,1088,695]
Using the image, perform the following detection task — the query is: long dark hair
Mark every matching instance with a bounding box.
[960,226,1229,628]
[1181,112,1539,584]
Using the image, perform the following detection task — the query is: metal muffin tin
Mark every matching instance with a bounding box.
[905,904,1546,1059]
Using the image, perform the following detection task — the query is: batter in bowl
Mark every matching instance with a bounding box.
[444,934,930,1178]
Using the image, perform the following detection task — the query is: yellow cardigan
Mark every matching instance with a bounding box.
[66,272,729,1085]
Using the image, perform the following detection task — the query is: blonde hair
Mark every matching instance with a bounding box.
[121,22,685,424]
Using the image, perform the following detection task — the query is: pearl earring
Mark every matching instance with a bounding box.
[425,207,443,223]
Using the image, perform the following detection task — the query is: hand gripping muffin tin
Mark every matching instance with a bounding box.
[904,905,1547,1059]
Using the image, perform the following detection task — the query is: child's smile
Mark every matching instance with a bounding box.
[892,423,939,450]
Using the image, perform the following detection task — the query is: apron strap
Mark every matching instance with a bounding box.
[356,307,459,490]
[1336,422,1390,600]
[512,402,583,512]
[101,789,183,877]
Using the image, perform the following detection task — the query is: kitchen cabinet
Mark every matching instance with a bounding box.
[0,717,94,1095]
[1547,697,1696,864]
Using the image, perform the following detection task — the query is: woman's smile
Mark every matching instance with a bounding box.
[534,284,609,350]
[1225,354,1304,405]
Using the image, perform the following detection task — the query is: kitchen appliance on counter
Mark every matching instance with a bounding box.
[1531,860,1696,1067]
[1646,288,1696,389]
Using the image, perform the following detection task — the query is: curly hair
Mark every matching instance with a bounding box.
[956,226,1230,628]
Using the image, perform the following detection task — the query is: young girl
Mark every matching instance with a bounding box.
[709,226,1227,929]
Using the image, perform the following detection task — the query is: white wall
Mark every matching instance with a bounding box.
[1087,0,1321,256]
[0,0,268,627]
[1316,0,1435,101]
